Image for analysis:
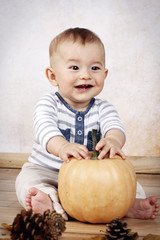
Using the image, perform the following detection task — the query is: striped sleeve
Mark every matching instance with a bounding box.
[98,100,126,138]
[33,94,63,150]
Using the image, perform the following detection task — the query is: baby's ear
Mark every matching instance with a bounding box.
[105,68,108,78]
[45,67,58,86]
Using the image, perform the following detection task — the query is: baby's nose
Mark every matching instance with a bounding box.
[80,70,91,80]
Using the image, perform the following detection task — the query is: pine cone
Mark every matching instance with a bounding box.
[10,209,66,240]
[42,209,66,239]
[105,218,138,240]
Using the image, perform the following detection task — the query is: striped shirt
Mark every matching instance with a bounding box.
[29,92,125,170]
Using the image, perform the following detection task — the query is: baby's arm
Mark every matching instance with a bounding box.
[47,136,89,162]
[96,129,126,160]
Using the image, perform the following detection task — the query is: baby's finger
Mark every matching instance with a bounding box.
[117,150,126,160]
[70,149,83,159]
[109,148,116,159]
[78,149,89,159]
[70,148,89,160]
[62,151,81,162]
[118,150,126,160]
[109,148,126,160]
[79,145,89,154]
[95,139,105,151]
[63,154,71,163]
[98,148,110,160]
[76,145,89,158]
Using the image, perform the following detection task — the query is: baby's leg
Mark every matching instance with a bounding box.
[16,162,67,219]
[126,196,159,219]
[126,182,159,219]
[16,162,58,208]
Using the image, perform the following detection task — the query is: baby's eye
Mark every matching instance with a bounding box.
[91,66,100,71]
[70,66,79,70]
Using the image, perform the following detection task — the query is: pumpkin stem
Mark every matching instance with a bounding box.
[90,129,99,160]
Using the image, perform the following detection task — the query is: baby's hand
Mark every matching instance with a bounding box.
[59,142,89,163]
[96,138,126,160]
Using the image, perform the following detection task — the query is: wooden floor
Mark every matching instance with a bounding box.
[0,153,160,240]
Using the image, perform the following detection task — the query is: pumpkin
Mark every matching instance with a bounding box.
[58,154,136,223]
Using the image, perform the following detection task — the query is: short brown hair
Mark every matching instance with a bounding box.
[49,27,105,62]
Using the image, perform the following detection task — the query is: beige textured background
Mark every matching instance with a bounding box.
[0,0,160,156]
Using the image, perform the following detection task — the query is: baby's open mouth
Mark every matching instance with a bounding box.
[75,84,93,89]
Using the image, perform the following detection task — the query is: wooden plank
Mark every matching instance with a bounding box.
[137,174,160,199]
[0,169,20,180]
[0,228,145,240]
[0,218,160,239]
[0,192,21,208]
[1,169,158,190]
[128,156,160,174]
[64,218,160,235]
[0,207,23,225]
[0,160,160,239]
[59,234,144,240]
[0,233,144,240]
[0,169,159,196]
[0,153,29,169]
[0,182,16,192]
[0,210,160,239]
[0,170,160,208]
[0,153,160,173]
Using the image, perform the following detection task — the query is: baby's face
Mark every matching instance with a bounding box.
[51,40,108,111]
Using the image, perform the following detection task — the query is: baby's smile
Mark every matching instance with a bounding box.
[75,84,93,91]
